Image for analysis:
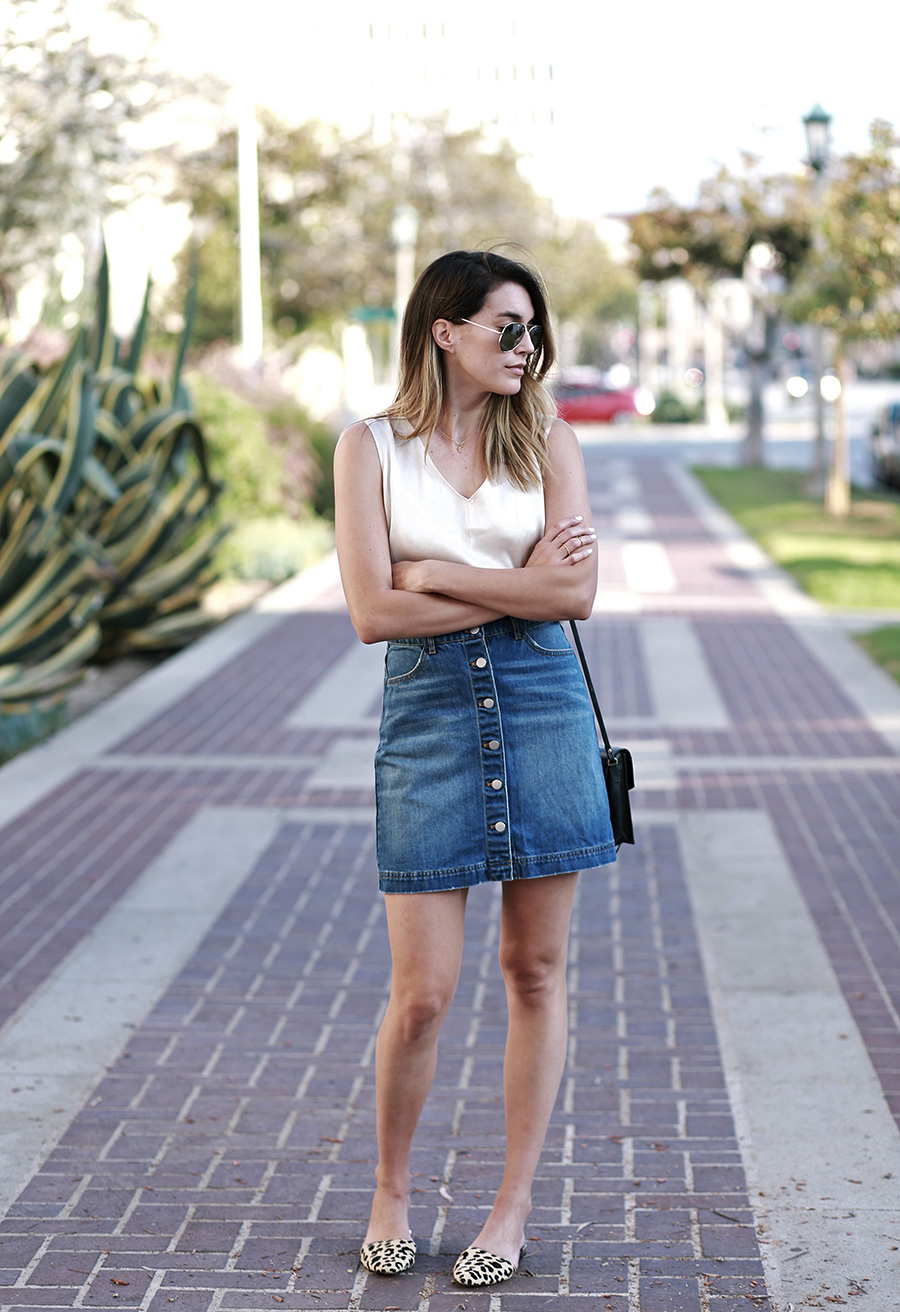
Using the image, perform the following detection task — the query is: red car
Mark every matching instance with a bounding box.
[555,381,655,424]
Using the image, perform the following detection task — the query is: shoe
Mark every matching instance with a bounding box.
[359,1235,417,1275]
[452,1243,526,1287]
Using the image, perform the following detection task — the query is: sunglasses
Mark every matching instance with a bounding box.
[460,318,543,353]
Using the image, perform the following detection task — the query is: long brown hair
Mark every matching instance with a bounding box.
[383,250,557,490]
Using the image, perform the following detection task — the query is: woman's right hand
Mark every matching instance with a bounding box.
[525,516,596,568]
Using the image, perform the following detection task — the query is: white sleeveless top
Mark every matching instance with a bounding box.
[365,417,545,568]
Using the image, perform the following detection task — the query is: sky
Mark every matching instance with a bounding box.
[133,0,899,220]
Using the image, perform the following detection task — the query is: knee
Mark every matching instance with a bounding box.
[390,985,453,1043]
[499,948,565,1006]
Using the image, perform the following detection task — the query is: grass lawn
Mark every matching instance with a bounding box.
[855,625,900,685]
[692,466,900,685]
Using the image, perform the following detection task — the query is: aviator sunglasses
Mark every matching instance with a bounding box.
[459,318,543,353]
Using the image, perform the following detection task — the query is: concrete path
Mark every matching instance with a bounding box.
[1,447,899,1312]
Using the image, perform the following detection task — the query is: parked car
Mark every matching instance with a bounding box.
[555,380,655,424]
[870,401,900,490]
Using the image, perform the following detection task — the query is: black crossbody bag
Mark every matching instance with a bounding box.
[569,621,635,848]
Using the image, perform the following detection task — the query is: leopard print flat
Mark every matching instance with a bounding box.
[359,1236,417,1275]
[452,1243,526,1287]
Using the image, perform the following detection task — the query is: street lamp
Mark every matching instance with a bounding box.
[391,204,419,324]
[390,204,419,379]
[803,103,832,173]
[236,87,264,374]
[802,104,832,493]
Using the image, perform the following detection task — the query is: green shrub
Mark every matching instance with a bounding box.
[257,395,336,520]
[305,423,337,520]
[188,373,284,521]
[187,371,337,579]
[651,389,704,423]
[0,698,67,764]
[215,514,333,583]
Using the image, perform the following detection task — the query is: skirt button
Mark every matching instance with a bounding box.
[480,698,495,709]
[493,821,507,832]
[486,739,500,750]
[473,657,487,669]
[490,778,503,790]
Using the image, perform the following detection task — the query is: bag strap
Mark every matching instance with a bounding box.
[569,620,613,756]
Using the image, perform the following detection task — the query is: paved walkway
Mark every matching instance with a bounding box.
[1,447,899,1312]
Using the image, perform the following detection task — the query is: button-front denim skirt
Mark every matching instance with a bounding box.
[375,618,616,892]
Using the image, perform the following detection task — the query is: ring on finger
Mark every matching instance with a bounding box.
[562,540,571,556]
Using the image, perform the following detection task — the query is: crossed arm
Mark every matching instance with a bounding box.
[333,418,598,644]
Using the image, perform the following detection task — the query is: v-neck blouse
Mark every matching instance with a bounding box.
[366,416,545,568]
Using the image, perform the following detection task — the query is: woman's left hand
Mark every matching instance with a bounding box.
[525,516,596,568]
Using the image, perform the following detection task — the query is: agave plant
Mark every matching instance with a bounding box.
[0,250,226,714]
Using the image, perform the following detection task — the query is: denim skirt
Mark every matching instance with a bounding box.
[375,617,616,893]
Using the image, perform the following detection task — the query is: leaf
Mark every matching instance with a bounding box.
[0,355,39,438]
[125,277,152,374]
[81,455,122,503]
[88,245,114,372]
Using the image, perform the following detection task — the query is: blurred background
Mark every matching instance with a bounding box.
[3,0,900,750]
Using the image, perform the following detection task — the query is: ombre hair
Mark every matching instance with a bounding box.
[383,250,557,490]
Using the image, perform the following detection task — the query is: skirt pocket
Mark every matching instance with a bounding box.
[385,642,428,685]
[522,621,578,657]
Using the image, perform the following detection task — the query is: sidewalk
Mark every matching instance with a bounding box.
[1,448,899,1312]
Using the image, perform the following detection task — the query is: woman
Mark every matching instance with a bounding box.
[334,249,615,1288]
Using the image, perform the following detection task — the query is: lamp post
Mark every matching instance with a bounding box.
[803,103,831,174]
[237,87,264,374]
[390,203,419,380]
[803,103,832,493]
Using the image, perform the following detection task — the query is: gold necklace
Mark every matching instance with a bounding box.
[437,428,476,453]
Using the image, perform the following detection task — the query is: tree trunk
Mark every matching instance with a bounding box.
[825,354,850,516]
[745,353,764,465]
[743,312,774,466]
[703,287,729,428]
[806,323,828,496]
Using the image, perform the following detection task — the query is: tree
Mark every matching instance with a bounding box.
[628,161,811,459]
[787,120,900,514]
[170,112,634,353]
[537,218,636,364]
[630,163,811,298]
[0,0,212,323]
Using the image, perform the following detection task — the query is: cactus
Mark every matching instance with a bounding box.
[0,250,225,714]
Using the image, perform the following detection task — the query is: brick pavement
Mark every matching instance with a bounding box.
[1,447,899,1311]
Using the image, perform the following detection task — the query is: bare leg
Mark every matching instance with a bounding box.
[466,871,578,1265]
[364,888,468,1244]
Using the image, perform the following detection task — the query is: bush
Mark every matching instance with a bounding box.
[262,396,337,521]
[187,372,336,581]
[188,373,284,521]
[304,423,337,520]
[215,515,333,583]
[651,389,704,423]
[0,698,67,764]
